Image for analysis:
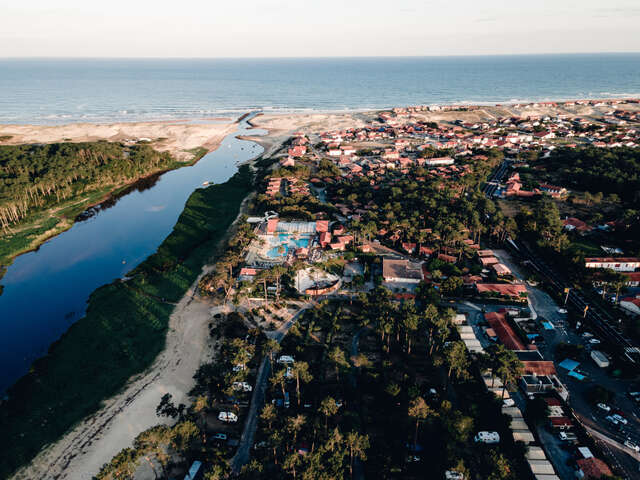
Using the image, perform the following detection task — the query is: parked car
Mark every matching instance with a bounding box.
[277,355,295,364]
[596,403,611,412]
[581,332,594,339]
[503,399,515,407]
[218,412,238,423]
[232,363,246,372]
[232,381,253,392]
[445,471,465,480]
[624,440,639,452]
[558,431,577,442]
[605,415,619,426]
[611,414,628,425]
[588,338,601,345]
[557,308,568,314]
[212,433,227,441]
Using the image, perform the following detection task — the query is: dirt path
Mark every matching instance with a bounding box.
[11,280,222,480]
[230,303,313,473]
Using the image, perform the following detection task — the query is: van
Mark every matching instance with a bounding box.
[474,431,500,444]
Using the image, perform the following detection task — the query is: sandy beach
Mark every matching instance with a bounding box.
[0,121,237,162]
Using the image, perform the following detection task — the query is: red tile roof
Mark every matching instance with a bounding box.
[485,312,526,350]
[576,458,613,479]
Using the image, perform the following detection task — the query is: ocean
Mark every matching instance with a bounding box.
[1,53,640,391]
[1,54,640,124]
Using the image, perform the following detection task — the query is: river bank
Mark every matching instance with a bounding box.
[0,146,210,286]
[1,163,255,479]
[0,118,237,285]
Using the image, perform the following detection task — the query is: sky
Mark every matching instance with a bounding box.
[1,0,639,57]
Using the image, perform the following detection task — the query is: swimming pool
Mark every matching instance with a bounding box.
[265,234,311,258]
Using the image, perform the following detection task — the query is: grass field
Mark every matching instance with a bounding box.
[0,164,253,479]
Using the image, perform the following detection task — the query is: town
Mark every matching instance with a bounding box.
[97,99,640,480]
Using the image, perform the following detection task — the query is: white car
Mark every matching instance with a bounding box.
[218,412,238,423]
[503,399,515,407]
[557,308,568,314]
[611,414,628,425]
[605,415,619,426]
[285,366,294,380]
[582,332,594,339]
[277,355,295,364]
[232,381,253,392]
[232,363,246,372]
[596,403,611,412]
[589,338,601,345]
[445,471,465,480]
[624,440,639,452]
[558,431,577,441]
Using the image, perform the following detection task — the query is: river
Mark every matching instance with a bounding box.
[0,115,265,393]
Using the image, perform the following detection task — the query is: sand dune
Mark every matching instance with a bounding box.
[0,121,237,161]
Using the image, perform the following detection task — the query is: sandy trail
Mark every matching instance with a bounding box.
[11,284,221,480]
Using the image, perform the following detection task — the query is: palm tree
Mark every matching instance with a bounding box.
[345,431,369,479]
[284,453,302,479]
[260,403,277,431]
[286,414,306,448]
[328,346,349,381]
[497,349,524,399]
[265,338,281,371]
[319,396,339,431]
[446,341,470,382]
[270,368,287,401]
[292,361,313,406]
[408,397,434,449]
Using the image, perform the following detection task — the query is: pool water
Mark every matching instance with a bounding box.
[266,234,311,258]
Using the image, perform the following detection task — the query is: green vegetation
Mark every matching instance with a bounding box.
[0,165,253,479]
[238,293,530,479]
[0,142,207,282]
[543,147,640,206]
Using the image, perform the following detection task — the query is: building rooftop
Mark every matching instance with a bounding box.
[382,258,424,281]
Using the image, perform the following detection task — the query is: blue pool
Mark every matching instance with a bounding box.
[266,234,311,258]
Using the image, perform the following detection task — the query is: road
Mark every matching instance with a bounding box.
[491,249,640,479]
[510,240,640,365]
[230,305,312,473]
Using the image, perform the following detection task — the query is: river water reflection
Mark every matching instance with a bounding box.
[0,116,265,392]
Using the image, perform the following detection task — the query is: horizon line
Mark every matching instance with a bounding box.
[2,51,640,61]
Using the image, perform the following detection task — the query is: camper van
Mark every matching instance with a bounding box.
[474,431,500,444]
